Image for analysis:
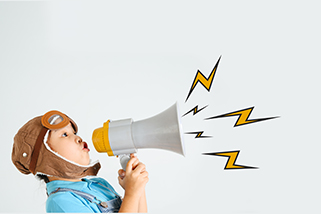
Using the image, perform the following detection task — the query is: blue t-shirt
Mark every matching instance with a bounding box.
[46,177,120,213]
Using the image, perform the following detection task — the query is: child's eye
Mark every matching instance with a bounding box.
[62,133,68,137]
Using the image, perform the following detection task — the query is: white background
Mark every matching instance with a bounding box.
[1,1,320,213]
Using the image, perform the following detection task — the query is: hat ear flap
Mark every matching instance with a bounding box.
[12,132,33,175]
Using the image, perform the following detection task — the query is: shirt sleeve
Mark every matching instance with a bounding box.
[46,192,95,213]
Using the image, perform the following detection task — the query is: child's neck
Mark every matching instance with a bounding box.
[48,176,82,182]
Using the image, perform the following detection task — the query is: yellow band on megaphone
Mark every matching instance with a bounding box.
[92,120,114,156]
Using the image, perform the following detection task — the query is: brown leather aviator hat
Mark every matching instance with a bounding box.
[12,110,100,179]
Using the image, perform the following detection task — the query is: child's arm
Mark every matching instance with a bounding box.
[118,155,148,213]
[119,173,148,213]
[138,190,148,213]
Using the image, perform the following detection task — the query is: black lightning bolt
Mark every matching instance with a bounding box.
[185,56,221,102]
[185,131,212,138]
[182,105,208,117]
[205,106,279,127]
[203,150,258,169]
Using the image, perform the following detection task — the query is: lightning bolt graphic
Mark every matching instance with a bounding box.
[182,105,208,117]
[185,131,212,138]
[203,151,258,169]
[205,106,279,127]
[185,56,221,102]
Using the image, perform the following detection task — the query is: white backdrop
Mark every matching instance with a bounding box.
[1,1,320,213]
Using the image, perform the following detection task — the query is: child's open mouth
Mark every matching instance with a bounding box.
[83,142,90,152]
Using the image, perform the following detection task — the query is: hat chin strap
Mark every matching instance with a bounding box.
[32,128,101,179]
[29,127,48,174]
[43,139,99,169]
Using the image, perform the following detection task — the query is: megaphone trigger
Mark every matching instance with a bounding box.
[119,154,131,171]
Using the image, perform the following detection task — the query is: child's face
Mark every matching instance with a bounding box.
[47,123,90,166]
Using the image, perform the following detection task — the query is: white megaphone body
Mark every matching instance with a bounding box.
[92,103,185,170]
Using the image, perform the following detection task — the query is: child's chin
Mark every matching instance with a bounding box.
[84,157,91,165]
[77,157,90,166]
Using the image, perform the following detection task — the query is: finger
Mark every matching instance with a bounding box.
[132,159,140,170]
[140,172,149,184]
[138,163,146,173]
[118,169,126,179]
[118,176,123,185]
[130,153,136,158]
[137,162,146,169]
[126,156,137,172]
[141,171,149,178]
[133,162,146,174]
[131,153,140,164]
[118,169,125,175]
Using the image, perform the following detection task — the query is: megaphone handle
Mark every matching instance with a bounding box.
[119,154,131,171]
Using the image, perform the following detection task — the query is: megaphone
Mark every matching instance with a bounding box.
[92,103,185,170]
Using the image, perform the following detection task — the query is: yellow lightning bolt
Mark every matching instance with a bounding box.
[182,105,208,117]
[185,131,212,138]
[185,56,221,102]
[205,106,279,127]
[203,151,257,169]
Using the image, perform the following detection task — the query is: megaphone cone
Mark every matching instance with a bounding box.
[92,103,185,168]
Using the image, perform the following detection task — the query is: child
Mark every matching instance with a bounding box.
[11,110,148,213]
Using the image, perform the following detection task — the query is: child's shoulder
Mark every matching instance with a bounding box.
[85,176,112,188]
[47,189,98,213]
[47,190,91,212]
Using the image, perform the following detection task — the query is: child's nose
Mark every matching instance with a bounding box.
[76,136,82,144]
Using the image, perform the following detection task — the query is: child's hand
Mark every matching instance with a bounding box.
[118,154,149,198]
